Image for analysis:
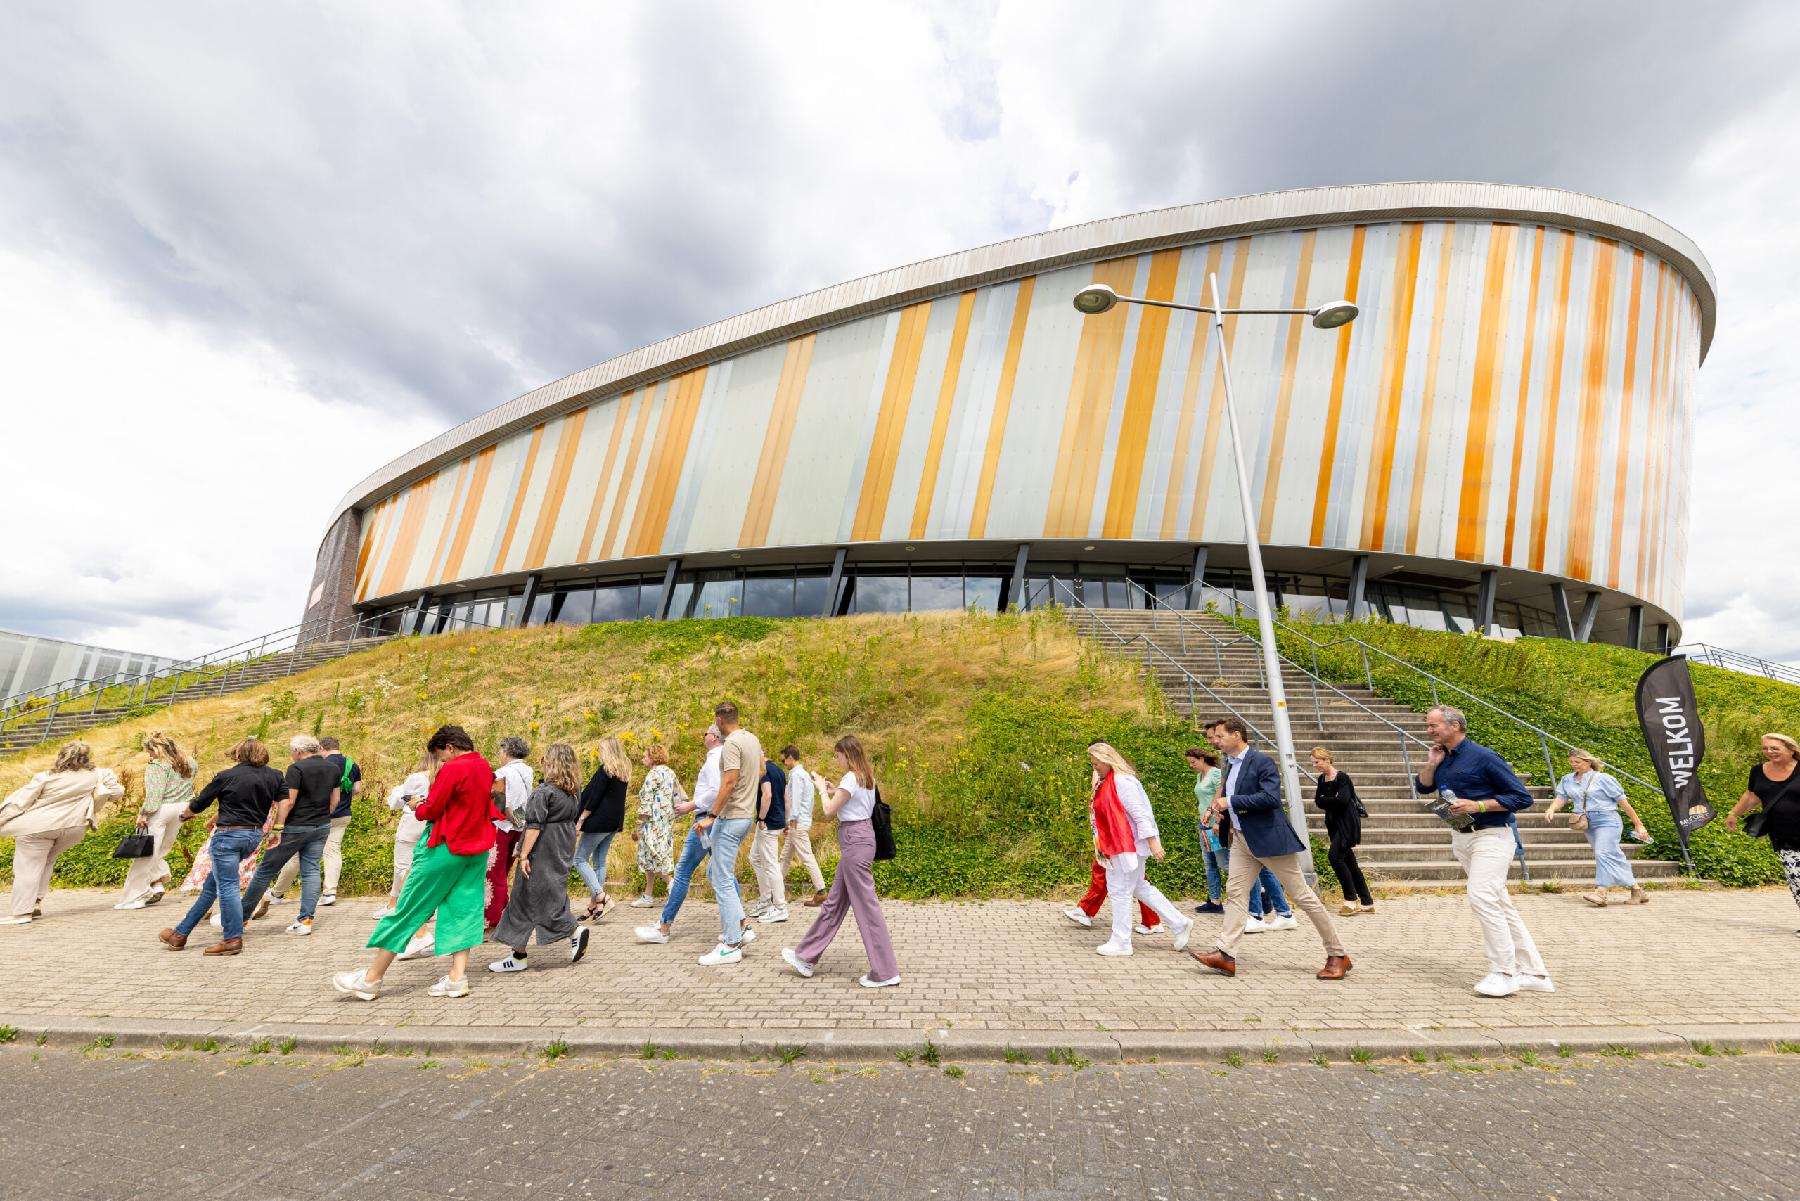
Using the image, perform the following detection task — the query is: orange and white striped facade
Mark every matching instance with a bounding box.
[322,183,1712,634]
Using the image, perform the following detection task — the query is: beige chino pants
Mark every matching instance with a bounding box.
[1216,838,1345,958]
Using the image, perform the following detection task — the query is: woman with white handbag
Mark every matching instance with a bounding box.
[1,741,124,924]
[1546,751,1649,908]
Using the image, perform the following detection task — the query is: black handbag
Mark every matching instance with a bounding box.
[112,827,156,859]
[1745,770,1800,840]
[870,786,896,862]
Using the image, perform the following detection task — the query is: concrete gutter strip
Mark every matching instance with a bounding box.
[5,1017,1797,1064]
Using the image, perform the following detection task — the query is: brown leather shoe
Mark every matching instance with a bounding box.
[1317,954,1352,980]
[1191,949,1237,977]
[805,890,828,908]
[158,928,187,951]
[203,938,243,956]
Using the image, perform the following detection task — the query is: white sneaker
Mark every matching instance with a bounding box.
[1474,972,1521,997]
[397,934,435,960]
[635,925,670,944]
[0,915,32,926]
[570,926,590,963]
[286,918,314,936]
[740,927,758,945]
[1515,974,1556,993]
[319,893,337,907]
[1134,923,1162,936]
[759,907,789,924]
[1270,914,1299,931]
[629,895,657,908]
[746,899,770,917]
[699,943,743,967]
[488,955,528,973]
[332,969,380,1001]
[1170,917,1195,952]
[269,894,287,905]
[781,947,815,978]
[1243,916,1269,933]
[1063,907,1094,928]
[858,973,901,988]
[1096,941,1133,957]
[428,975,471,998]
[371,905,397,920]
[114,898,150,910]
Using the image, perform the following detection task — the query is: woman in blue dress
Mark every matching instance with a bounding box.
[1546,751,1650,908]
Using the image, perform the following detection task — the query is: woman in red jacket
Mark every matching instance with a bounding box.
[333,726,497,1000]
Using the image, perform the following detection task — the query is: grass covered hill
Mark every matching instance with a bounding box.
[1240,613,1800,886]
[1,612,1221,901]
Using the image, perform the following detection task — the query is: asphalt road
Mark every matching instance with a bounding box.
[1,1048,1795,1200]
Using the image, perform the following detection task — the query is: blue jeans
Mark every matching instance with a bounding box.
[1198,823,1224,903]
[574,830,617,897]
[1246,865,1290,918]
[707,816,755,945]
[659,826,711,927]
[174,828,264,940]
[240,824,330,920]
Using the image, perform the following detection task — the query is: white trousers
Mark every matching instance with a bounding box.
[780,824,826,893]
[1103,847,1183,949]
[9,824,86,916]
[389,835,420,897]
[1452,826,1547,977]
[749,824,785,908]
[120,805,187,903]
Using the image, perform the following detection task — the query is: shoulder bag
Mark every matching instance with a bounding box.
[1568,774,1594,833]
[870,785,896,862]
[1745,768,1800,839]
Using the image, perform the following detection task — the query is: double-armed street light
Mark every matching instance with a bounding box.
[1072,275,1359,846]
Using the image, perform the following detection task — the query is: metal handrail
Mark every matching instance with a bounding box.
[1674,642,1800,688]
[1183,576,1679,874]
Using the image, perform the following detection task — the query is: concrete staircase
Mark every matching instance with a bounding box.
[1068,607,1677,885]
[0,636,392,757]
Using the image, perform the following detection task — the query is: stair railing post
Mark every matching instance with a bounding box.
[1361,646,1373,691]
[1398,731,1414,784]
[1538,733,1555,788]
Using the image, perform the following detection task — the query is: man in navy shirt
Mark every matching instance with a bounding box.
[1415,705,1553,998]
[748,757,789,925]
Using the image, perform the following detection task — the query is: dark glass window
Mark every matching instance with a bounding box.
[592,583,641,623]
[525,589,555,627]
[910,574,964,612]
[743,572,798,618]
[553,588,595,626]
[684,571,742,619]
[848,571,908,614]
[794,572,829,616]
[965,573,1006,612]
[638,582,664,620]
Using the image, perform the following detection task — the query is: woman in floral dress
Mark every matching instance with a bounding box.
[630,744,679,906]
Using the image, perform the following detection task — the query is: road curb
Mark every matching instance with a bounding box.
[6,1015,1797,1065]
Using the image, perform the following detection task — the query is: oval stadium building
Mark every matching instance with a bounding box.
[303,182,1712,650]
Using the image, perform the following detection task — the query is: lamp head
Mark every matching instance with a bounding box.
[1072,284,1120,315]
[1310,300,1358,330]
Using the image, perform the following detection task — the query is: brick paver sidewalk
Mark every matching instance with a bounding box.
[3,886,1796,1057]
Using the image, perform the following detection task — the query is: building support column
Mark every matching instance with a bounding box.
[1550,582,1576,640]
[1006,544,1030,611]
[1657,622,1672,655]
[408,594,433,637]
[1626,605,1644,651]
[1186,545,1209,610]
[514,574,542,628]
[1475,569,1498,636]
[1574,590,1602,643]
[824,548,849,617]
[1346,555,1370,622]
[655,559,681,621]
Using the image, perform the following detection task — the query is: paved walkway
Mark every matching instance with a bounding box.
[3,886,1797,1059]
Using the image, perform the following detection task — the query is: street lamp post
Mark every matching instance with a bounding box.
[1072,276,1358,849]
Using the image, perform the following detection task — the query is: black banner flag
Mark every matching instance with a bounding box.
[1634,655,1714,846]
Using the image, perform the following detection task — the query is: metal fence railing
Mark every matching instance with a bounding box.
[1674,642,1800,688]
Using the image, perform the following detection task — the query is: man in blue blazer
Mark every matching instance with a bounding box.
[1191,717,1351,980]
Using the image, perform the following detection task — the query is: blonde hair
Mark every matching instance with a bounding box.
[51,741,95,774]
[1086,741,1137,782]
[1570,749,1605,771]
[1761,733,1800,759]
[413,751,440,782]
[1310,746,1333,763]
[643,743,669,767]
[143,731,196,779]
[596,737,633,786]
[834,734,875,790]
[541,743,583,794]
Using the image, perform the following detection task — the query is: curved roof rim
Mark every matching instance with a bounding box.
[328,181,1716,529]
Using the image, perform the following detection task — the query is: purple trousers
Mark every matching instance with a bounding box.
[793,819,898,979]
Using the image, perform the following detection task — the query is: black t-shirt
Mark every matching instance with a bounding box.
[761,760,787,829]
[284,756,341,826]
[579,766,627,834]
[190,763,287,828]
[326,752,361,819]
[1748,764,1800,847]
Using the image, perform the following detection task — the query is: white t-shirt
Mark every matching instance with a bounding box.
[836,772,877,822]
[387,772,429,843]
[692,746,723,816]
[494,760,535,831]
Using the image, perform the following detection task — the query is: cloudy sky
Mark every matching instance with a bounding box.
[2,1,1797,660]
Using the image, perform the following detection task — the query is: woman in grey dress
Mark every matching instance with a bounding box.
[489,743,590,972]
